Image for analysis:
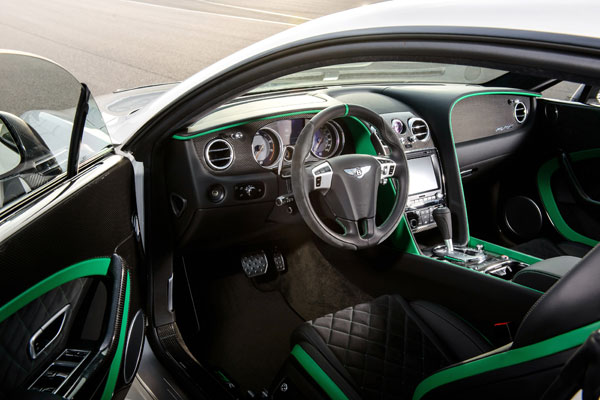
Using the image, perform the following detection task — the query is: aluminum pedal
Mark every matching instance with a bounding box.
[273,248,286,272]
[241,251,269,278]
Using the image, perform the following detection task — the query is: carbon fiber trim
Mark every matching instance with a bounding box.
[451,95,532,143]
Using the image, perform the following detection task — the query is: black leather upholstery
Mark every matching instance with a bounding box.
[292,295,491,399]
[512,255,579,292]
[289,247,600,399]
[0,278,90,398]
[514,244,600,347]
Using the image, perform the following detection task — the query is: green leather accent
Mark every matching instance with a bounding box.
[537,149,600,247]
[291,344,349,400]
[172,110,322,140]
[0,258,111,324]
[413,319,600,400]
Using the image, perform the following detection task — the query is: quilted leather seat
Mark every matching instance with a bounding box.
[288,243,600,399]
[291,295,492,399]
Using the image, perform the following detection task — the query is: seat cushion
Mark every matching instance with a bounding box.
[292,295,490,399]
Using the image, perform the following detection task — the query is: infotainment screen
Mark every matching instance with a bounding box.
[407,156,439,195]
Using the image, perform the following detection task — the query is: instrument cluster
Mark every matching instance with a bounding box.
[251,118,344,169]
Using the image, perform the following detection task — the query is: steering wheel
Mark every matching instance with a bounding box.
[291,104,409,250]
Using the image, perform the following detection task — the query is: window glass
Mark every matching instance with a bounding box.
[0,52,111,210]
[250,61,507,94]
[541,81,582,101]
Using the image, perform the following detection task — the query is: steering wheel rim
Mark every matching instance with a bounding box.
[291,104,409,250]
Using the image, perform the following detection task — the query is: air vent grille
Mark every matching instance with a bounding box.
[205,139,233,170]
[409,118,430,141]
[514,101,528,124]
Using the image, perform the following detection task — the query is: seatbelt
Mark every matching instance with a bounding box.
[542,328,600,400]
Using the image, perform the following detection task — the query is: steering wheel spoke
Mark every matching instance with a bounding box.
[336,216,377,241]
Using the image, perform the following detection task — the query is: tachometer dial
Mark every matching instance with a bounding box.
[311,122,341,159]
[252,128,281,167]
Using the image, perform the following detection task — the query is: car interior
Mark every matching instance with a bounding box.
[2,32,600,400]
[143,58,600,399]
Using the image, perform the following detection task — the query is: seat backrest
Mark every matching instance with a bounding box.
[514,242,600,347]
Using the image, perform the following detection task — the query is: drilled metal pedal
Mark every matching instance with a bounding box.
[273,248,286,272]
[241,251,269,278]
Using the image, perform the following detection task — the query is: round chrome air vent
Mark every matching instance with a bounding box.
[513,100,528,124]
[408,118,430,141]
[205,139,234,170]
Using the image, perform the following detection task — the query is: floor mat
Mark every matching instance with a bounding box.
[196,273,303,392]
[280,240,372,322]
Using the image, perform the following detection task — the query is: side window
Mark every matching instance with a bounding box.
[542,81,600,106]
[541,81,582,101]
[0,52,112,211]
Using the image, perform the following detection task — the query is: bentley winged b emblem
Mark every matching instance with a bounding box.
[344,165,371,179]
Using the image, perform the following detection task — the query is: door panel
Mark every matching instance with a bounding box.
[0,278,90,397]
[0,156,142,398]
[535,100,600,248]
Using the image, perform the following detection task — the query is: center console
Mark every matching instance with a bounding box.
[402,147,532,282]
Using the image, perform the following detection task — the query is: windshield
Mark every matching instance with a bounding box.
[250,62,507,94]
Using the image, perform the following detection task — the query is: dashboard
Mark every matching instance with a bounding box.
[166,85,536,248]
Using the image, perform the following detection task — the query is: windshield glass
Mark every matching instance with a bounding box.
[250,61,507,94]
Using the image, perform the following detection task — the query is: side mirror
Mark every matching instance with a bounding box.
[0,111,59,209]
[0,118,22,177]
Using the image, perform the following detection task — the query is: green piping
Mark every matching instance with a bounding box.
[291,345,349,400]
[448,91,541,241]
[172,109,322,140]
[537,149,600,247]
[101,271,131,400]
[0,258,111,324]
[413,319,600,400]
[468,237,542,265]
[343,104,349,117]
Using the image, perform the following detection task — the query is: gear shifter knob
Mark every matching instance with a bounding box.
[433,207,453,253]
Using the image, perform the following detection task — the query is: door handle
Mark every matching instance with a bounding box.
[29,304,70,359]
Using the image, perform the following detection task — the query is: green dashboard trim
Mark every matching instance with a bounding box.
[449,91,541,241]
[412,319,600,400]
[537,149,600,247]
[0,258,111,324]
[101,270,131,400]
[468,237,542,265]
[291,344,349,400]
[172,109,322,140]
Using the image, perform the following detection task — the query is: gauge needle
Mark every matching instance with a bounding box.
[316,137,323,149]
[255,144,264,157]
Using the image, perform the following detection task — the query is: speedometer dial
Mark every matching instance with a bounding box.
[252,128,281,167]
[311,122,341,159]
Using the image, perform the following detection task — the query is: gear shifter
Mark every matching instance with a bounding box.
[432,206,453,253]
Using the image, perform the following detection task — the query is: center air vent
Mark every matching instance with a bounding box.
[513,100,528,124]
[205,139,234,170]
[408,118,430,141]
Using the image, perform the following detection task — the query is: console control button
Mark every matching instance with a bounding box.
[234,182,265,200]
